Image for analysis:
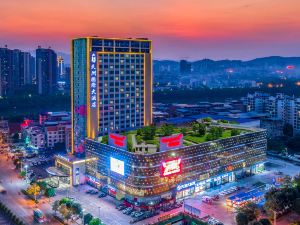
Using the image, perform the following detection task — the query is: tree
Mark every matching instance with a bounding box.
[89,218,101,225]
[231,129,241,136]
[202,117,212,123]
[237,202,260,223]
[293,174,300,188]
[283,123,293,137]
[45,188,55,197]
[236,212,248,225]
[101,135,108,144]
[141,126,156,140]
[71,202,83,216]
[84,213,94,225]
[180,127,188,135]
[27,183,40,197]
[37,181,48,191]
[19,171,26,178]
[209,127,223,139]
[192,123,206,136]
[282,175,293,188]
[259,218,272,225]
[52,200,60,215]
[59,204,72,222]
[198,123,206,136]
[160,124,174,136]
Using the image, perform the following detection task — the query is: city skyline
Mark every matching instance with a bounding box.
[1,0,300,60]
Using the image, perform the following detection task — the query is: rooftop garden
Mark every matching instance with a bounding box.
[101,118,251,152]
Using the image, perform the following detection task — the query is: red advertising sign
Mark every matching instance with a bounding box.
[161,158,182,177]
[108,133,127,150]
[160,134,183,151]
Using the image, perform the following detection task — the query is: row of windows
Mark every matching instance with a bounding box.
[92,39,150,48]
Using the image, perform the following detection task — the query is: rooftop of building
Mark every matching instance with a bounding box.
[99,119,261,153]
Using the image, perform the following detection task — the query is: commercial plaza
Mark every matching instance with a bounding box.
[53,36,267,210]
[83,126,266,207]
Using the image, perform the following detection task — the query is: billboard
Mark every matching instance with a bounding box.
[110,157,125,176]
[108,133,127,150]
[90,52,97,108]
[161,158,182,177]
[160,134,183,151]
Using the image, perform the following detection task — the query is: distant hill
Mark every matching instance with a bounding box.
[154,56,300,75]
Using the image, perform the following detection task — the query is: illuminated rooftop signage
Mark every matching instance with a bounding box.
[160,134,183,151]
[109,133,127,150]
[161,158,182,177]
[90,52,97,108]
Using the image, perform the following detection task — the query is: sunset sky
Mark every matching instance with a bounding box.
[1,0,300,60]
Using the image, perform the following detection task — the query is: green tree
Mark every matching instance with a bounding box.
[161,124,174,136]
[198,123,206,136]
[237,202,260,223]
[84,213,94,225]
[293,174,300,188]
[202,117,212,123]
[236,212,248,225]
[19,171,26,178]
[89,218,101,225]
[52,200,60,215]
[71,202,83,216]
[45,188,55,197]
[37,181,48,191]
[259,218,272,225]
[180,127,188,135]
[231,129,241,136]
[282,175,293,188]
[101,135,108,144]
[210,127,223,139]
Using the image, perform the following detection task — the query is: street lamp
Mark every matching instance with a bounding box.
[24,164,28,183]
[81,208,85,225]
[98,206,101,219]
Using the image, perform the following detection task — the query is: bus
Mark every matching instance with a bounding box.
[33,209,46,223]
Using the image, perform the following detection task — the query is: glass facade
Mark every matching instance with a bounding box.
[98,53,145,134]
[71,37,152,155]
[85,129,267,202]
[72,39,87,154]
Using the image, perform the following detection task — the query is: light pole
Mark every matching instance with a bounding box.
[24,164,28,183]
[98,206,101,219]
[81,209,85,225]
[273,210,277,225]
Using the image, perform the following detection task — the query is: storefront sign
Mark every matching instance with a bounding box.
[161,158,182,177]
[177,181,196,191]
[90,52,97,108]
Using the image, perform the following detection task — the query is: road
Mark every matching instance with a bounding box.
[0,152,61,225]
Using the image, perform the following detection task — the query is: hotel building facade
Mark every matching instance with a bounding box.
[71,37,152,154]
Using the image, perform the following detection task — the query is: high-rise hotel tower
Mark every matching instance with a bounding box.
[71,37,152,154]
